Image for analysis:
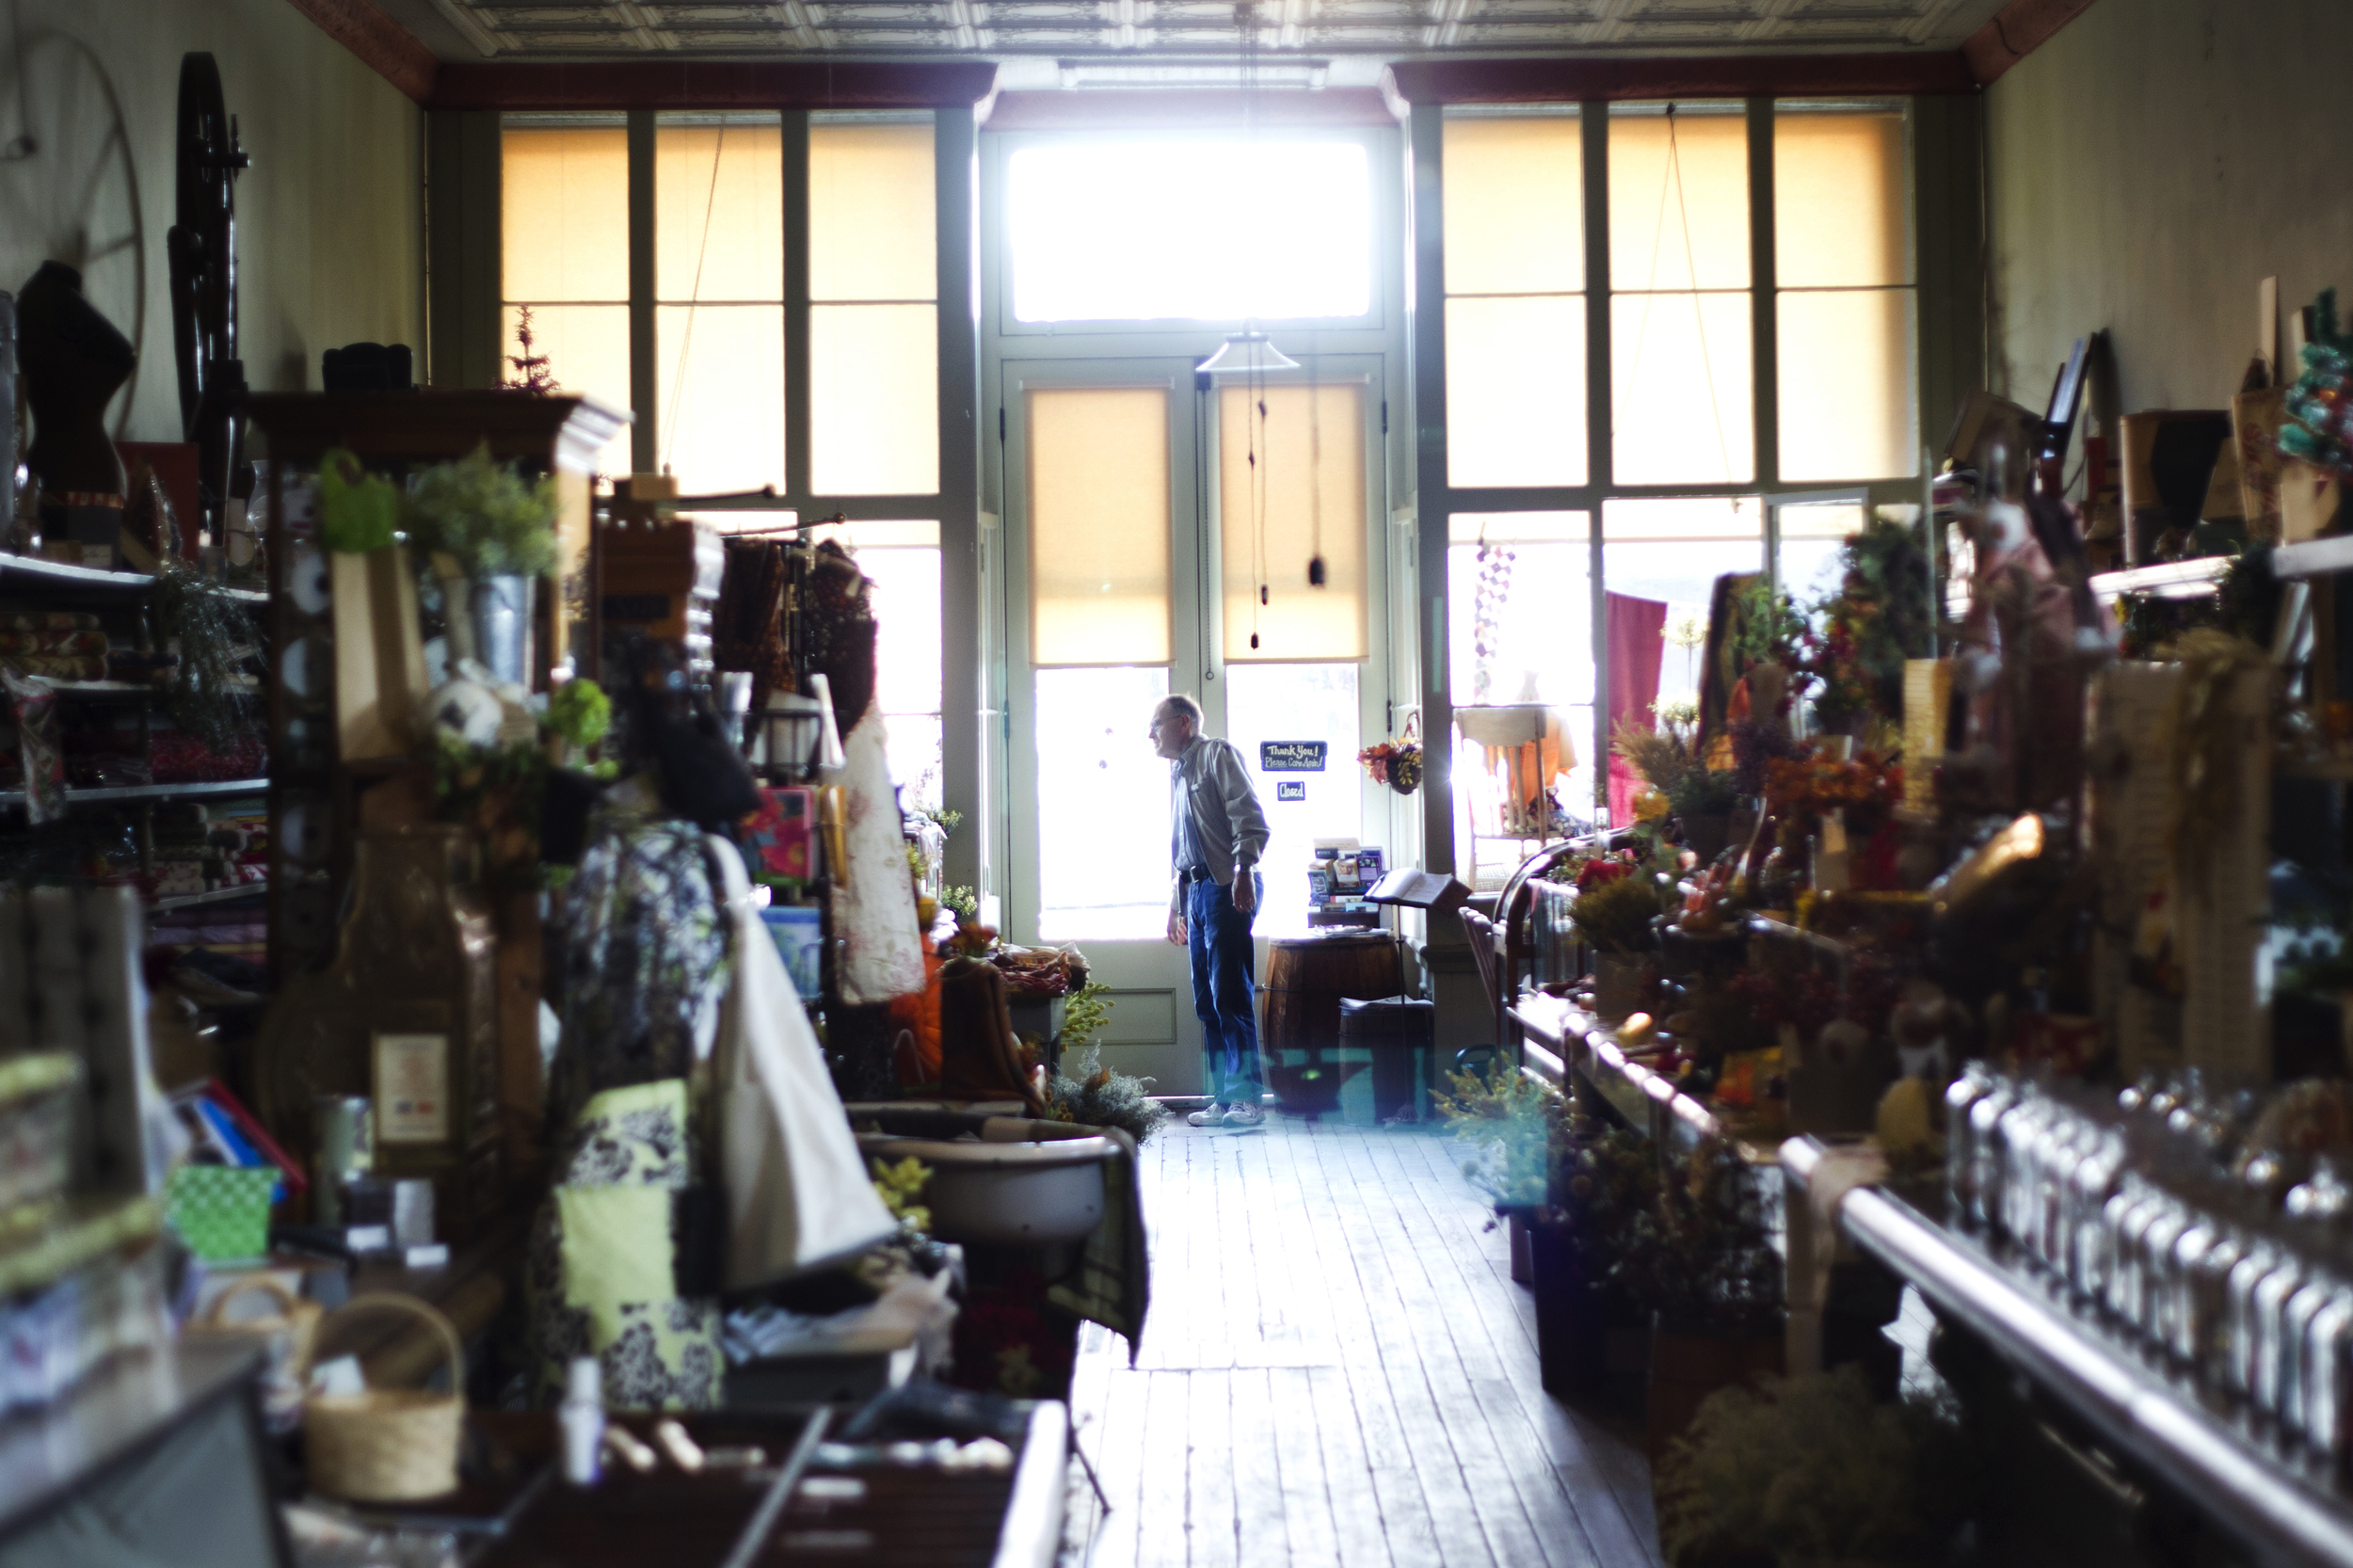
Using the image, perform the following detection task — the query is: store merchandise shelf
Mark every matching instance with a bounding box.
[0,1340,262,1542]
[0,776,268,808]
[2089,557,2230,600]
[0,551,265,603]
[1825,1175,2353,1568]
[1510,987,1769,1163]
[151,882,268,912]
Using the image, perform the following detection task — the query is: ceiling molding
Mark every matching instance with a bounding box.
[282,0,440,103]
[427,59,1000,110]
[1961,0,2099,85]
[1385,50,1977,104]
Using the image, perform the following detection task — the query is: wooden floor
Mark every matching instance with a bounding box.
[1061,1114,1662,1568]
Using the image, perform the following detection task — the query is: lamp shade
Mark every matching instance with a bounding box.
[1197,330,1299,378]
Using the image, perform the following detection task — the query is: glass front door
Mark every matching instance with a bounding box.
[1002,357,1391,1094]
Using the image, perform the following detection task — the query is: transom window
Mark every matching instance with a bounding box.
[1005,137,1374,324]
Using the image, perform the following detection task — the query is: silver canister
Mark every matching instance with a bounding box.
[312,1095,374,1224]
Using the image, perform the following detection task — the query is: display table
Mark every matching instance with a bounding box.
[1782,1134,2353,1568]
[456,1400,1067,1568]
[1509,988,1774,1164]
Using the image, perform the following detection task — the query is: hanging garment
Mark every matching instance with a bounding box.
[526,1078,724,1411]
[707,834,897,1292]
[1604,591,1669,825]
[546,804,731,1139]
[827,711,927,1005]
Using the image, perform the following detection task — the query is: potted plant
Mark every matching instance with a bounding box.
[1538,1112,1659,1398]
[1609,1137,1785,1459]
[402,443,559,687]
[1569,864,1663,1022]
[1656,1365,1973,1568]
[1433,1061,1561,1283]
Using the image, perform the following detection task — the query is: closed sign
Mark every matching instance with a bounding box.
[1276,780,1306,801]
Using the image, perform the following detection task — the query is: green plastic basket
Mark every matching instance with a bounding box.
[167,1165,279,1261]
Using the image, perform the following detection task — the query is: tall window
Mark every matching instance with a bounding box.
[497,111,941,504]
[656,114,785,493]
[1608,103,1753,486]
[501,119,631,471]
[1433,100,1917,862]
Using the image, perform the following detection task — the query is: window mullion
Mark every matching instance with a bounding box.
[1582,99,1609,814]
[1748,96,1778,494]
[628,109,657,476]
[782,110,812,505]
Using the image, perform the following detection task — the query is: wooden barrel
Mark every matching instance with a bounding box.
[1261,934,1402,1115]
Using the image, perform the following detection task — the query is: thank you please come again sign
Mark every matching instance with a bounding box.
[1259,741,1327,773]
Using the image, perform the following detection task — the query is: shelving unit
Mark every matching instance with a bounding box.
[152,881,267,912]
[0,550,265,603]
[0,776,267,808]
[1784,1135,2353,1568]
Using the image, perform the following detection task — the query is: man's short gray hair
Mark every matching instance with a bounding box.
[1158,694,1204,727]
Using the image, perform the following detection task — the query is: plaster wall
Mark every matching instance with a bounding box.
[1987,0,2353,419]
[0,0,421,446]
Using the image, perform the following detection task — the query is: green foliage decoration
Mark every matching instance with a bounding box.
[402,443,559,579]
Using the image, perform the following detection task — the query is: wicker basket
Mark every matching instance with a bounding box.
[303,1293,466,1502]
[192,1276,323,1384]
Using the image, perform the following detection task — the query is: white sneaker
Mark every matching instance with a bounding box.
[1221,1101,1264,1128]
[1186,1104,1227,1128]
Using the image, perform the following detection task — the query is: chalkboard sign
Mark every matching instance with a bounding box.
[1259,741,1328,773]
[1275,780,1306,801]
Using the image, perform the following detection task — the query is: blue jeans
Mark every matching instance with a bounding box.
[1188,872,1263,1105]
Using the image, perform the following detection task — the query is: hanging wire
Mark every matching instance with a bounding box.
[1306,339,1325,588]
[662,119,728,474]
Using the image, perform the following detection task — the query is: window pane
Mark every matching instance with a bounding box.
[1443,113,1581,296]
[1220,383,1367,664]
[502,125,628,302]
[1028,387,1170,667]
[1777,289,1916,482]
[1774,502,1867,609]
[1008,139,1371,323]
[1610,292,1753,485]
[1445,296,1587,488]
[656,118,783,303]
[1775,107,1908,289]
[1224,663,1361,939]
[655,304,783,493]
[811,120,936,304]
[885,713,945,815]
[1609,107,1748,293]
[858,546,943,719]
[811,304,939,495]
[1603,497,1764,719]
[499,304,629,470]
[1037,665,1172,941]
[1448,536,1593,708]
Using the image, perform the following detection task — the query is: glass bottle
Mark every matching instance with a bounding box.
[1969,1073,2021,1235]
[1946,1063,1993,1227]
[252,824,502,1240]
[2071,1125,2128,1304]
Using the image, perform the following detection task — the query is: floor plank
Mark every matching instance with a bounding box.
[1063,1114,1661,1568]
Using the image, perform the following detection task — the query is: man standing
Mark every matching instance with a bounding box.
[1150,695,1271,1129]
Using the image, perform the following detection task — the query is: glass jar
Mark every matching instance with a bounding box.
[1969,1073,2021,1234]
[1946,1063,1993,1226]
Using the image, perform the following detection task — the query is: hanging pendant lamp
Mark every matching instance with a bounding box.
[1196,328,1299,378]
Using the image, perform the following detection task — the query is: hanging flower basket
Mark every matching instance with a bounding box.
[1358,739,1422,796]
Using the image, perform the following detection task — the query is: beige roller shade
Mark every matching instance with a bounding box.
[1221,382,1367,664]
[1028,387,1172,667]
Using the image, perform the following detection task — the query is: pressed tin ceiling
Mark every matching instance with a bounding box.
[399,0,2015,59]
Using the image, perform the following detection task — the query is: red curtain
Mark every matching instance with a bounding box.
[1604,592,1668,825]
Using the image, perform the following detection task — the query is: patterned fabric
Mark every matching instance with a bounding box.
[527,1080,723,1411]
[546,804,731,1139]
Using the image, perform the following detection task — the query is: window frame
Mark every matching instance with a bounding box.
[985,123,1395,342]
[1418,96,1930,837]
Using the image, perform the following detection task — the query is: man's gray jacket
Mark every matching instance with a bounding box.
[1167,736,1272,916]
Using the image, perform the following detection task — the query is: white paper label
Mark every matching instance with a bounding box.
[373,1032,450,1144]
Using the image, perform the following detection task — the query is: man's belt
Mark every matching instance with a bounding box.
[1179,865,1217,884]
